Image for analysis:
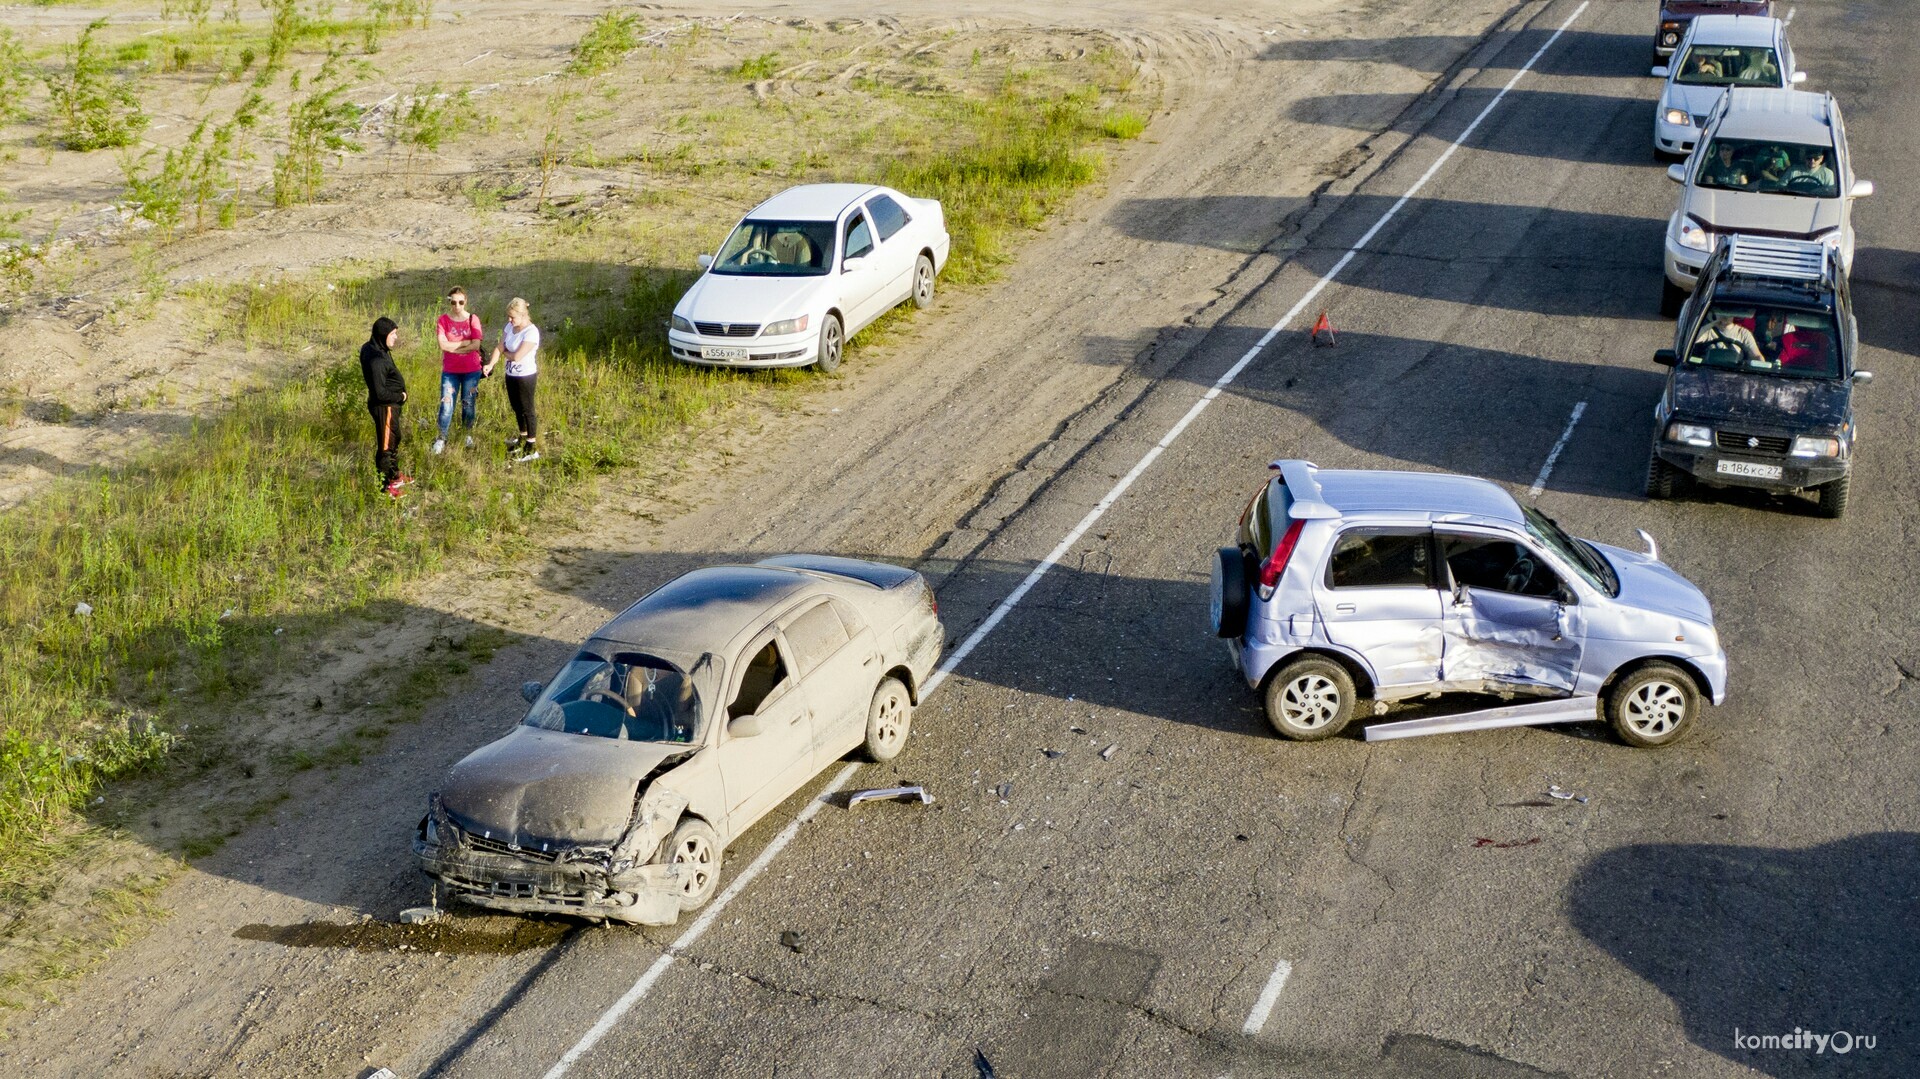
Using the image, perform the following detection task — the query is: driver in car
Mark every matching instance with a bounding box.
[1695,313,1768,368]
[1785,147,1835,189]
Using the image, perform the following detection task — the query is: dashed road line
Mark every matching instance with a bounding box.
[538,3,1592,1073]
[1243,959,1295,1035]
[1528,400,1588,497]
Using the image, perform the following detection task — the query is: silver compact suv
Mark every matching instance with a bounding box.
[1651,14,1803,159]
[1662,87,1872,315]
[1210,462,1727,747]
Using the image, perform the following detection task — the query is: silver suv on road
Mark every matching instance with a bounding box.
[1210,462,1727,747]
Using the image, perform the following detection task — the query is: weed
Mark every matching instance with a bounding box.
[1100,109,1147,140]
[45,20,149,152]
[391,83,470,189]
[162,0,214,25]
[736,52,780,81]
[569,11,639,77]
[461,177,517,212]
[535,83,578,208]
[272,51,364,207]
[258,0,301,84]
[122,90,268,232]
[0,30,30,124]
[362,0,433,54]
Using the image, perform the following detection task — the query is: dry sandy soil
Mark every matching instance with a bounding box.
[0,0,1527,1073]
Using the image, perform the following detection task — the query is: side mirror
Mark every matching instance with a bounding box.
[842,255,868,272]
[1849,179,1874,198]
[1790,70,1808,84]
[520,681,544,703]
[1650,65,1670,79]
[729,713,767,739]
[1853,370,1873,385]
[1666,163,1688,184]
[697,253,714,270]
[1653,348,1678,367]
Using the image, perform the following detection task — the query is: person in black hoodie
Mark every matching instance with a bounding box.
[360,316,410,497]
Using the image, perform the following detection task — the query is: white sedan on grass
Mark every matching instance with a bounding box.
[668,183,950,372]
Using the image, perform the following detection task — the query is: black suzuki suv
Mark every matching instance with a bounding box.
[1646,234,1870,519]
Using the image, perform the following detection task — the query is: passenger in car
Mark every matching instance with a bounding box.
[1700,143,1749,188]
[1754,310,1794,363]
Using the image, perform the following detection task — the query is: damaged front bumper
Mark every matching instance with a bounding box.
[414,793,688,925]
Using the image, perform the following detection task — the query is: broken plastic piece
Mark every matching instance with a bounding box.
[398,906,447,926]
[1471,836,1541,849]
[1099,743,1119,761]
[73,602,93,617]
[1364,697,1596,741]
[365,1069,399,1079]
[779,929,804,953]
[847,785,932,808]
[995,782,1012,800]
[1041,749,1064,759]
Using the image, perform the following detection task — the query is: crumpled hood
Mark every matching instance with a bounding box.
[1669,365,1850,428]
[1685,187,1842,238]
[440,726,691,845]
[1592,542,1715,625]
[676,272,825,327]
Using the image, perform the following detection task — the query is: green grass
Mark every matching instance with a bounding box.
[0,47,1147,907]
[568,11,640,77]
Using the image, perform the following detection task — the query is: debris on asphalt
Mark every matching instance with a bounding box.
[364,1069,399,1079]
[1472,836,1542,849]
[1099,743,1119,761]
[974,1049,998,1079]
[1069,725,1086,734]
[779,930,804,954]
[397,906,446,926]
[1547,785,1589,804]
[996,781,1012,800]
[1041,748,1064,759]
[848,785,933,808]
[73,602,93,617]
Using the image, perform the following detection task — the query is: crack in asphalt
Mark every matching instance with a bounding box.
[717,963,955,1026]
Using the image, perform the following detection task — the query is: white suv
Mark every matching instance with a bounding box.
[1661,88,1872,315]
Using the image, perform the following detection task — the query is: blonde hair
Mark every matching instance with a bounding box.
[507,297,530,317]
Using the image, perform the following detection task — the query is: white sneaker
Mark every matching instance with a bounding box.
[431,439,446,455]
[463,435,474,449]
[513,450,541,463]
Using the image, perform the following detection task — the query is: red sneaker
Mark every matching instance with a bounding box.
[384,479,406,499]
[392,473,415,487]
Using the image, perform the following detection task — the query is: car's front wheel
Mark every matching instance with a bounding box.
[1604,662,1699,748]
[1263,656,1357,742]
[1645,454,1683,500]
[662,817,723,911]
[1815,474,1849,519]
[863,676,912,762]
[814,313,844,373]
[911,255,936,310]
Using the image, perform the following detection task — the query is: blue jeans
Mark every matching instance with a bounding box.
[437,371,482,438]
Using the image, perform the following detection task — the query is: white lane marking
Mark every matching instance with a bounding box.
[1527,400,1588,497]
[925,0,1590,695]
[541,762,859,1079]
[1243,959,1294,1034]
[540,4,1591,1073]
[1784,6,1796,26]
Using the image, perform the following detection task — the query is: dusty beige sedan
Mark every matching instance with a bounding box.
[414,555,943,924]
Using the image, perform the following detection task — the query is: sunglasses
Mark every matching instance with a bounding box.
[448,297,467,305]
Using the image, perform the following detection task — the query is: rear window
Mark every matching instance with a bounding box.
[1326,530,1432,589]
[1239,482,1281,558]
[867,195,912,241]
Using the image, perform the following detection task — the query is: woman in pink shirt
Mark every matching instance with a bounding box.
[433,286,485,453]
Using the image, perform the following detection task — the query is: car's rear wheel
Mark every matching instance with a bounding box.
[662,817,723,911]
[1210,547,1253,639]
[1815,474,1849,519]
[1645,454,1682,500]
[814,314,844,373]
[911,255,936,310]
[1263,656,1357,742]
[1604,662,1699,748]
[863,676,912,762]
[1660,278,1686,317]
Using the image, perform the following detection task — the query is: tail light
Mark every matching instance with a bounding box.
[1257,519,1305,592]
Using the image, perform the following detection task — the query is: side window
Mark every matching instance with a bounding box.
[1325,530,1432,589]
[1439,534,1563,599]
[866,195,911,241]
[728,638,791,719]
[843,213,874,262]
[783,601,851,674]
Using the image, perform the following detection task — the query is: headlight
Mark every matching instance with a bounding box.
[1790,436,1841,458]
[1664,108,1690,127]
[671,314,694,333]
[1677,219,1711,252]
[761,314,810,336]
[1661,23,1682,46]
[1666,422,1713,447]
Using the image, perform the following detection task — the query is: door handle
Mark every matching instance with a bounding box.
[862,653,878,666]
[792,710,811,725]
[1334,603,1357,613]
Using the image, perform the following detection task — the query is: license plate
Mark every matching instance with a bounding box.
[1717,459,1782,480]
[700,346,749,361]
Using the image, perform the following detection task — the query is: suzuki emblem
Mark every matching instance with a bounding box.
[1746,436,1759,448]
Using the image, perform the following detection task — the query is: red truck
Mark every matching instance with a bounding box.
[1655,0,1774,61]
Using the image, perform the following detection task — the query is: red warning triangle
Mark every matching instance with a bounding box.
[1310,310,1336,347]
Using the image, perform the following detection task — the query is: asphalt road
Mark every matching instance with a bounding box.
[13,0,1918,1075]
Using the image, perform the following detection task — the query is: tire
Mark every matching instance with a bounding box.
[1645,454,1680,500]
[911,255,936,310]
[1209,547,1253,639]
[1660,278,1686,318]
[661,817,723,912]
[814,313,844,373]
[1604,662,1700,748]
[862,676,912,762]
[1815,474,1849,519]
[1262,656,1357,742]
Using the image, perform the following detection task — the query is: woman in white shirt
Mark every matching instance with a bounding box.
[486,297,542,462]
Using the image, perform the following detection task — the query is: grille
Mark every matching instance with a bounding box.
[1690,114,1709,128]
[465,832,561,863]
[1716,430,1791,455]
[694,321,759,337]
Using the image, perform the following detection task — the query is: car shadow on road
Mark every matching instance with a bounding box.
[1260,30,1651,81]
[1286,88,1653,167]
[1568,833,1920,1077]
[1848,246,1920,360]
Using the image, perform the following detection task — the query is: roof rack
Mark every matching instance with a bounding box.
[1718,234,1834,288]
[1269,460,1339,520]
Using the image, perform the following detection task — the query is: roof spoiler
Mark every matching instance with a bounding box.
[1269,460,1339,520]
